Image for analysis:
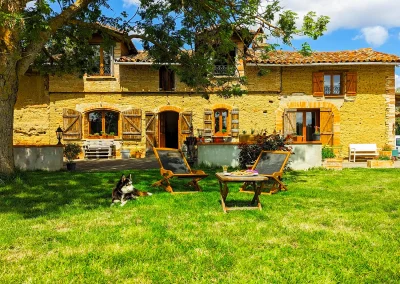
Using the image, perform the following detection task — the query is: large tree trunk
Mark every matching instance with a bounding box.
[0,64,18,176]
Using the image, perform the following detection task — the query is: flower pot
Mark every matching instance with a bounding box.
[367,160,394,168]
[66,163,76,171]
[379,150,392,158]
[135,152,142,159]
[312,133,320,141]
[121,149,130,159]
[239,134,250,143]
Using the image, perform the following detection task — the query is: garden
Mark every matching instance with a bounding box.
[1,167,400,283]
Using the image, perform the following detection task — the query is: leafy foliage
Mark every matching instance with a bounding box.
[64,143,82,163]
[238,132,292,169]
[322,146,336,160]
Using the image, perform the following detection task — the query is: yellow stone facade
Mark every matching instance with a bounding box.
[14,49,396,158]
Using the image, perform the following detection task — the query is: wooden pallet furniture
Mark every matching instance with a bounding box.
[240,151,291,195]
[216,173,269,213]
[152,147,208,193]
[348,144,378,162]
[83,139,114,159]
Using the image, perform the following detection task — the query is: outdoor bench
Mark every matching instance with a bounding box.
[83,139,114,159]
[348,143,378,162]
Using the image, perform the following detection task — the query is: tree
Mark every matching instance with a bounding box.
[0,0,329,175]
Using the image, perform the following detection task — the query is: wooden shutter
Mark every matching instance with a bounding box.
[122,109,142,140]
[231,108,239,137]
[346,72,357,96]
[320,108,334,146]
[283,108,297,138]
[180,111,193,146]
[312,72,324,97]
[63,109,82,140]
[145,112,157,151]
[203,109,213,139]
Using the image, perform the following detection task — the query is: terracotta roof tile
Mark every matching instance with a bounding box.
[246,48,400,64]
[116,48,400,64]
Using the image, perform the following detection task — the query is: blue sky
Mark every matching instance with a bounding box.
[118,0,400,88]
[40,0,400,88]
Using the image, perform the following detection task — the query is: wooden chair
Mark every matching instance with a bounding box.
[240,151,291,195]
[152,147,208,193]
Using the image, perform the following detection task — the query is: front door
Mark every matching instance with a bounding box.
[159,111,179,148]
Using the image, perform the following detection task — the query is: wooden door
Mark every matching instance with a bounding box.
[159,112,166,147]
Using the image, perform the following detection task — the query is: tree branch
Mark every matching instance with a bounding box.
[17,0,96,75]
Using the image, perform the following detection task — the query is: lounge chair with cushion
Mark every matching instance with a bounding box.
[241,150,291,195]
[152,147,208,193]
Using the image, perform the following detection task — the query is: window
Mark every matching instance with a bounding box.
[295,110,320,142]
[159,66,175,91]
[88,110,119,136]
[214,48,237,76]
[324,73,342,95]
[313,72,357,97]
[88,45,112,76]
[214,109,229,134]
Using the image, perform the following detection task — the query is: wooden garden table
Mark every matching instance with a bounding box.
[215,173,269,213]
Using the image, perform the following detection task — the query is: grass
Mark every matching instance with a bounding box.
[1,167,400,283]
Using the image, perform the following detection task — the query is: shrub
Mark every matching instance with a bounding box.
[238,132,292,169]
[322,146,336,160]
[64,143,82,164]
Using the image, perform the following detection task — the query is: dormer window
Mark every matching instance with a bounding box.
[89,45,113,76]
[159,66,175,91]
[214,48,237,76]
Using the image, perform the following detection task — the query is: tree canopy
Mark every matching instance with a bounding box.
[0,0,328,175]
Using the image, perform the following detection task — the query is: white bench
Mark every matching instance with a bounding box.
[83,139,114,159]
[348,144,378,162]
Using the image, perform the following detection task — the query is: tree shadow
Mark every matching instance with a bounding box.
[0,169,162,219]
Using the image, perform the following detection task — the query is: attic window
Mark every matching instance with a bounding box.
[214,48,237,76]
[159,66,175,91]
[88,45,113,76]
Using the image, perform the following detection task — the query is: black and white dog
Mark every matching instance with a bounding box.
[111,174,152,206]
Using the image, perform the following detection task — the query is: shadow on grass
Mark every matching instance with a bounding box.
[0,169,163,219]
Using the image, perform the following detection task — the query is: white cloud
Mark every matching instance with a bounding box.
[123,0,141,7]
[277,0,400,32]
[25,1,36,9]
[356,26,389,47]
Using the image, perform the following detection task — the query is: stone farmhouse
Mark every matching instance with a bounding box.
[14,28,400,161]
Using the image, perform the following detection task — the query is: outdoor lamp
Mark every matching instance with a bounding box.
[56,126,63,145]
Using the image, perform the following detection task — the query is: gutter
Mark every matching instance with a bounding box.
[114,61,180,66]
[247,62,400,66]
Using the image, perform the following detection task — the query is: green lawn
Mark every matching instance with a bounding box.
[1,168,399,283]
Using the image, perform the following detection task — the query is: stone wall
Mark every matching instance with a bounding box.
[14,63,396,159]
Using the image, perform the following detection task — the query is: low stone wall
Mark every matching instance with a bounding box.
[289,144,322,170]
[197,143,322,170]
[13,145,64,171]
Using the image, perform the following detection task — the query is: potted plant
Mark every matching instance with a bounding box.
[379,144,392,158]
[322,146,343,170]
[367,155,394,168]
[239,130,250,143]
[64,143,82,170]
[312,126,320,141]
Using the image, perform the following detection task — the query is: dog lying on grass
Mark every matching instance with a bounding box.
[111,174,152,206]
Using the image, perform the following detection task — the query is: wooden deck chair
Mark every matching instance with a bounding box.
[152,147,208,194]
[240,151,291,195]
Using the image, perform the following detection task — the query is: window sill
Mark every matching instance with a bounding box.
[291,141,322,144]
[324,95,344,98]
[86,76,116,81]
